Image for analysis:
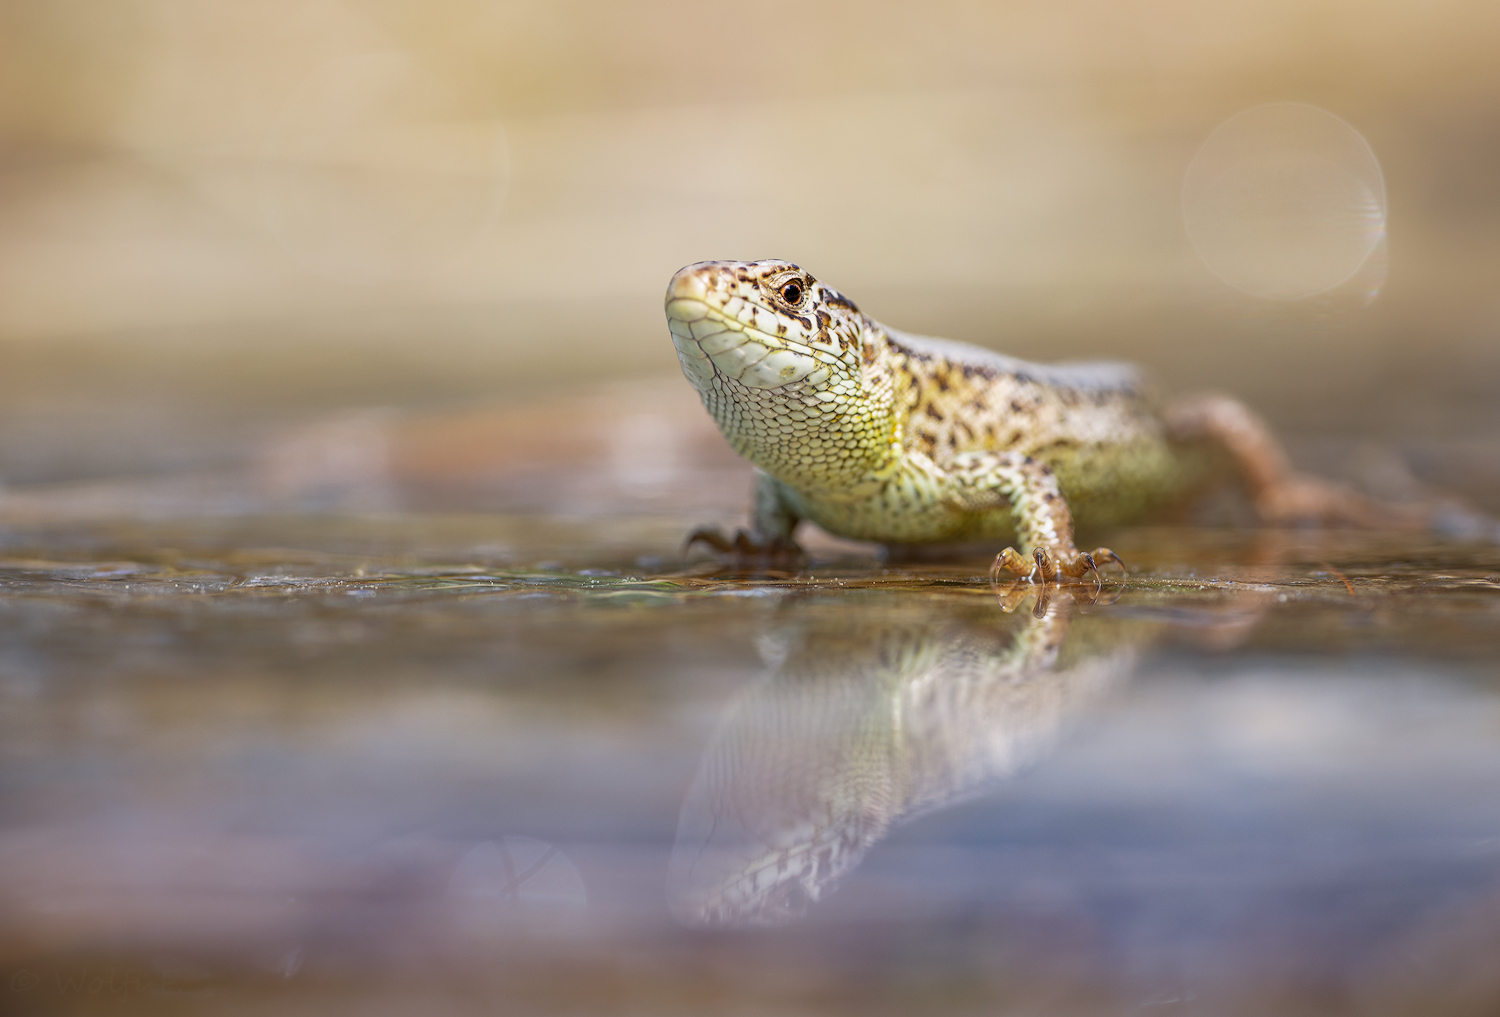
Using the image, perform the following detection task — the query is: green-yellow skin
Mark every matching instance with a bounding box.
[666,260,1455,574]
[666,260,1224,575]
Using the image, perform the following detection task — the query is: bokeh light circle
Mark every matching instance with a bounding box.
[1182,103,1386,301]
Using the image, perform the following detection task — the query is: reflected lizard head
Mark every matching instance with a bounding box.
[666,621,918,927]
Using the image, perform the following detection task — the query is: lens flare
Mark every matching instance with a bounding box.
[1183,103,1387,302]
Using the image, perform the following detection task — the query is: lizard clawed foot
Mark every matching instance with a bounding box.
[990,545,1127,588]
[990,547,1039,583]
[1073,547,1127,585]
[684,526,802,560]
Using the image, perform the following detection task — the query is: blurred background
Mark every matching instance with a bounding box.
[1,0,1499,507]
[5,7,1500,1013]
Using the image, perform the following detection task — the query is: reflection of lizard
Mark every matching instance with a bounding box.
[666,261,1486,578]
[668,595,1138,926]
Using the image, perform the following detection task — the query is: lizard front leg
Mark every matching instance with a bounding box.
[944,451,1124,584]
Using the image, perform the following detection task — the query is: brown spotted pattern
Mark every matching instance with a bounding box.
[665,260,1200,549]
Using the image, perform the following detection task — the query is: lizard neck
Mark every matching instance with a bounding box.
[702,315,903,495]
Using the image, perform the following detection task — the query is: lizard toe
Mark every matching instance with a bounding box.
[685,527,802,561]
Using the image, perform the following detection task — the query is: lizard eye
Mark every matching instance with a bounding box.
[779,281,804,305]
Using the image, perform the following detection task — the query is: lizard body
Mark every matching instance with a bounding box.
[768,325,1192,545]
[666,260,1432,574]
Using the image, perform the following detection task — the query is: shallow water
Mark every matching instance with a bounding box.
[7,2,1500,1012]
[1,514,1498,1016]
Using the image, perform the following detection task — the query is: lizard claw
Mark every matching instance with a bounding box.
[684,526,736,555]
[989,547,1037,584]
[991,546,1064,584]
[1074,547,1126,587]
[684,526,802,560]
[990,545,1127,588]
[1055,547,1126,586]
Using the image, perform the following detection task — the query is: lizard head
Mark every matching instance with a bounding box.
[665,260,896,488]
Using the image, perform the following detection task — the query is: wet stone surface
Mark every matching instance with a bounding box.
[0,515,1499,1016]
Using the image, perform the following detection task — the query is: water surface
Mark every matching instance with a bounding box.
[2,515,1498,1015]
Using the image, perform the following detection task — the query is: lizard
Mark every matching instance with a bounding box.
[665,259,1479,581]
[668,593,1140,925]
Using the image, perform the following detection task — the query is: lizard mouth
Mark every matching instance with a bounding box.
[665,264,825,391]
